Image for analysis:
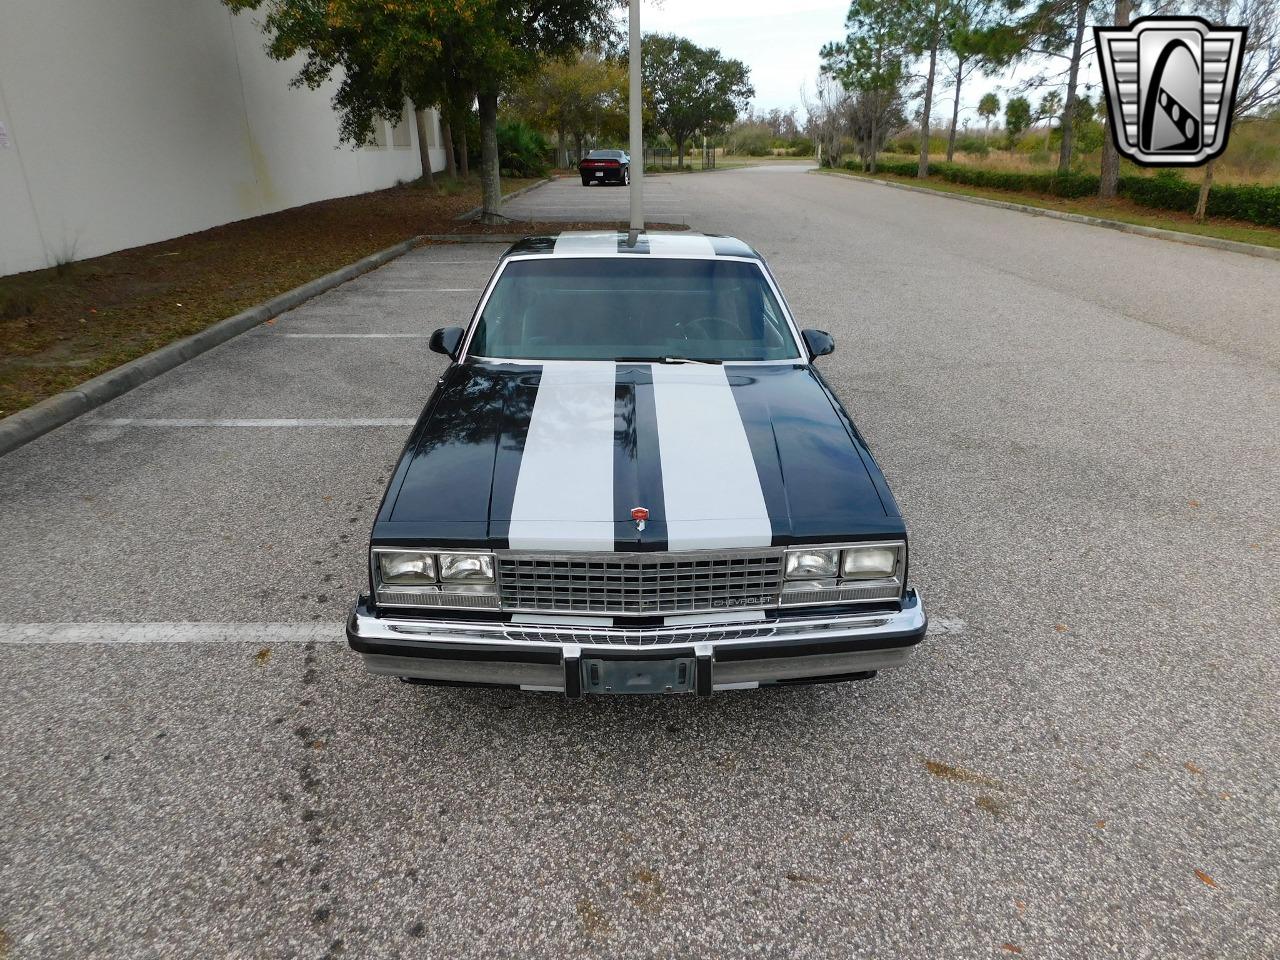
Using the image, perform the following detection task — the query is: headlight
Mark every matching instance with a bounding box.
[784,549,840,580]
[438,553,495,582]
[842,545,899,580]
[377,551,436,585]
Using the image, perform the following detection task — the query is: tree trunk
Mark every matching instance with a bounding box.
[677,136,685,169]
[441,115,457,178]
[458,125,469,178]
[478,92,502,224]
[1099,0,1131,198]
[947,58,965,162]
[1195,158,1215,222]
[557,125,567,167]
[918,40,938,177]
[983,119,989,142]
[870,115,878,173]
[574,132,584,165]
[1058,0,1087,174]
[414,108,435,187]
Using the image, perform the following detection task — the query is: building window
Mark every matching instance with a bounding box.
[370,120,388,149]
[391,103,412,148]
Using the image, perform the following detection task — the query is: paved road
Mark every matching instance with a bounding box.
[2,167,1277,959]
[505,171,691,224]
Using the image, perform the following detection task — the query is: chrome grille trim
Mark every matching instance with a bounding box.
[377,590,500,610]
[780,579,902,605]
[496,548,784,616]
[382,613,898,649]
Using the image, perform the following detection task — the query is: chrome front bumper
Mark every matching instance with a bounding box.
[346,590,926,696]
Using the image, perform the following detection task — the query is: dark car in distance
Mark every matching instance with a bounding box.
[347,231,928,697]
[579,149,630,186]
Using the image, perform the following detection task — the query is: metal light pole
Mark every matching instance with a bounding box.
[628,0,644,237]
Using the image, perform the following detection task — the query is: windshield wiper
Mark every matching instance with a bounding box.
[615,356,723,365]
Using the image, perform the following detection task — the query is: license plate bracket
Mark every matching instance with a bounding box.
[582,657,695,695]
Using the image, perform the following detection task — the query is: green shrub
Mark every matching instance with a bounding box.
[497,120,550,177]
[927,161,1100,198]
[1118,171,1280,226]
[872,157,921,176]
[840,157,1280,227]
[954,135,990,157]
[725,124,773,157]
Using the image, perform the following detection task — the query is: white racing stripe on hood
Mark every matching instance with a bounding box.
[646,233,716,257]
[651,364,773,550]
[508,362,617,550]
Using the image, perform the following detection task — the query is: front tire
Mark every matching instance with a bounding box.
[622,168,631,186]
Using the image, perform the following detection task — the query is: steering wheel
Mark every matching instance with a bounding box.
[674,315,740,342]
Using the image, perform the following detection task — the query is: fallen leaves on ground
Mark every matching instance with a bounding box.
[925,759,1005,790]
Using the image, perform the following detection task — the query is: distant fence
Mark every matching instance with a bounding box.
[644,144,716,171]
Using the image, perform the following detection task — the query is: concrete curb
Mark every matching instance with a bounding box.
[456,177,553,222]
[814,169,1280,262]
[0,236,422,458]
[422,234,529,244]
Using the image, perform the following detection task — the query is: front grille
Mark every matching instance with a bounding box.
[497,550,784,616]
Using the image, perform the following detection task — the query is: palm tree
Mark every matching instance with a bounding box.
[978,92,999,142]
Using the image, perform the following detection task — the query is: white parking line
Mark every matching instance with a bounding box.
[93,418,417,428]
[277,333,431,339]
[2,617,960,645]
[0,623,344,645]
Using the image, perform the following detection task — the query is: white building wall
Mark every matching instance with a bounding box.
[0,0,445,276]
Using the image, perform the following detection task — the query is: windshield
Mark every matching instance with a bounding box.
[468,257,800,362]
[586,150,623,159]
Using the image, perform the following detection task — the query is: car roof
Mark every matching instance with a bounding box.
[501,231,763,261]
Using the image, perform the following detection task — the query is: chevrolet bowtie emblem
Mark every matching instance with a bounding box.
[1095,16,1247,167]
[631,506,649,532]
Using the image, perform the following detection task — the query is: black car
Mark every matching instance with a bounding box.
[579,149,630,186]
[347,231,927,697]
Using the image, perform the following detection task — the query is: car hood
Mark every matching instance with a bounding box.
[378,361,903,549]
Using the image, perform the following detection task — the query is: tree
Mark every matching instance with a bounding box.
[642,35,754,168]
[978,91,1001,141]
[943,0,994,161]
[224,0,619,223]
[1036,89,1063,148]
[977,0,1100,173]
[1098,0,1131,198]
[849,87,909,169]
[821,0,909,174]
[509,50,626,165]
[1005,95,1032,146]
[1191,0,1280,219]
[801,75,854,167]
[901,0,957,177]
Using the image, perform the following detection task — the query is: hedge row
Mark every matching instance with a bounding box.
[846,157,1101,198]
[1117,173,1280,227]
[842,158,1280,228]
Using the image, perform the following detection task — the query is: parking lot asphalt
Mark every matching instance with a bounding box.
[503,171,691,224]
[2,167,1277,959]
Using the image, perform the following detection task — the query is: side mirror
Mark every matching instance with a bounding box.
[802,329,835,359]
[429,326,465,359]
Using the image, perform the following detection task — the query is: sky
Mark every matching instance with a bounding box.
[637,0,1106,130]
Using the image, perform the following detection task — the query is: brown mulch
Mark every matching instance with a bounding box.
[0,177,685,417]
